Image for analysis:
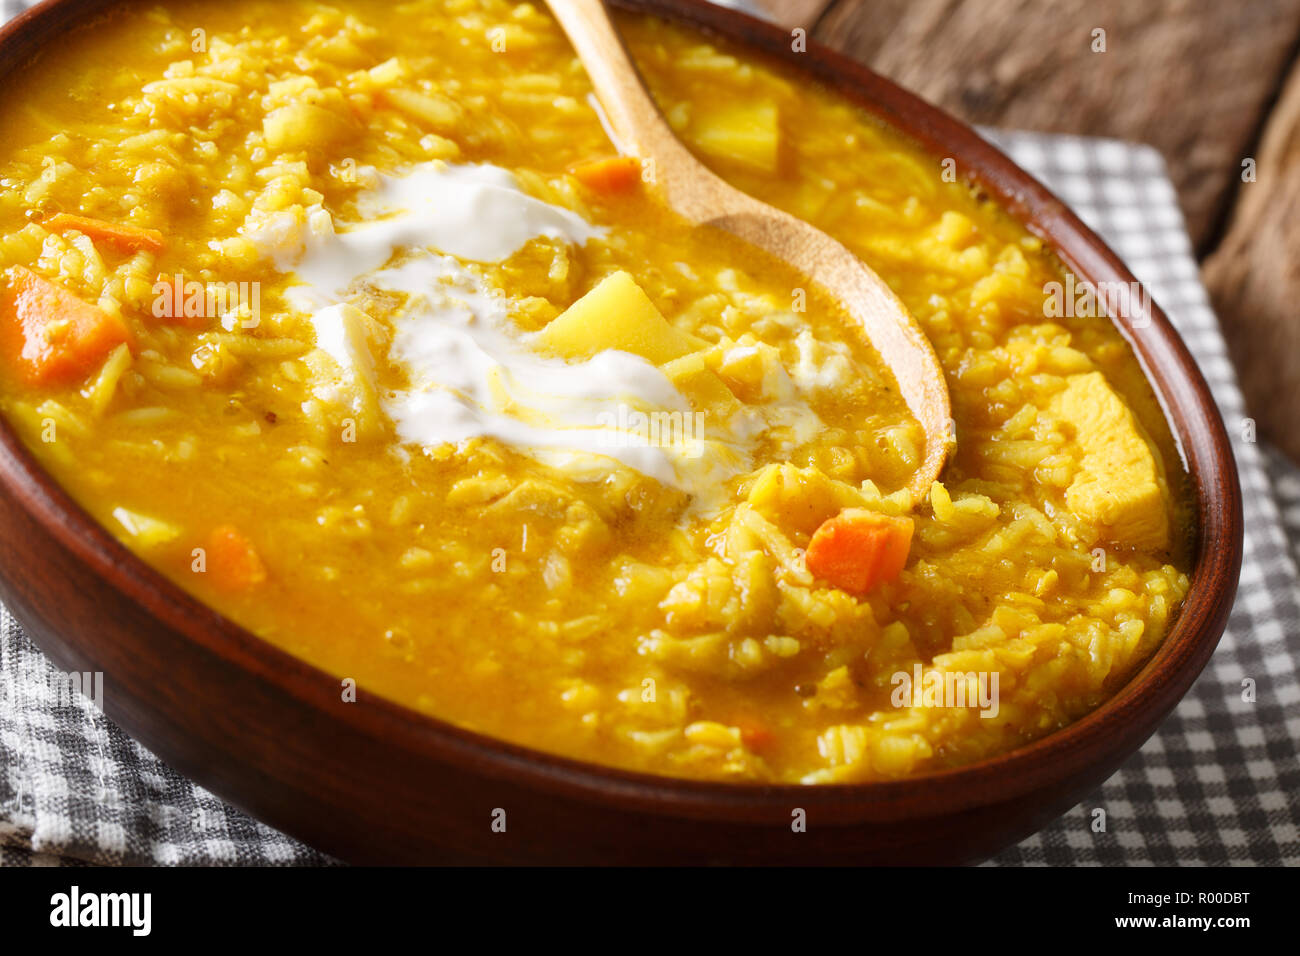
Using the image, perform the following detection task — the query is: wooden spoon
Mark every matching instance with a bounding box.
[546,0,952,499]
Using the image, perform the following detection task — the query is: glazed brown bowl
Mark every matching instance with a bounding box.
[0,0,1242,865]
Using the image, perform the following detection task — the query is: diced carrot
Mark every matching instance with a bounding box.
[206,525,268,591]
[0,267,132,386]
[570,156,643,194]
[738,720,773,752]
[42,213,166,254]
[805,509,914,596]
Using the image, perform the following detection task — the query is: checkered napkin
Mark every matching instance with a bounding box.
[1,8,1297,867]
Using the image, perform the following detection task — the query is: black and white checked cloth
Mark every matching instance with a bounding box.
[0,2,1297,865]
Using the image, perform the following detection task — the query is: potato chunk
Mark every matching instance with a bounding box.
[1048,371,1168,550]
[660,351,739,417]
[263,102,355,152]
[537,271,702,364]
[690,102,780,173]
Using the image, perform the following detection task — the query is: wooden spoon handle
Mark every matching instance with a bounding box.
[549,0,766,223]
[547,0,691,166]
[548,0,951,499]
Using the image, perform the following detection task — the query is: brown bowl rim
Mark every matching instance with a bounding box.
[0,0,1243,822]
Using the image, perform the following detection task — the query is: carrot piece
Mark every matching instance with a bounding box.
[42,213,166,254]
[805,509,914,596]
[206,525,268,591]
[0,267,132,386]
[570,156,643,194]
[738,720,773,752]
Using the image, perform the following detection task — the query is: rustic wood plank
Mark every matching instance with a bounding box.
[1203,57,1300,461]
[813,0,1300,247]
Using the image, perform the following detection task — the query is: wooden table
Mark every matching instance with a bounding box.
[732,0,1300,463]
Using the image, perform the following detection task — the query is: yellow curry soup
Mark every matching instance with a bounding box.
[0,0,1191,782]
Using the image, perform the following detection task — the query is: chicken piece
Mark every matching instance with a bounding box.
[1048,371,1169,550]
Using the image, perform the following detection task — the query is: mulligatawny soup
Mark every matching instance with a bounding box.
[0,0,1191,782]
